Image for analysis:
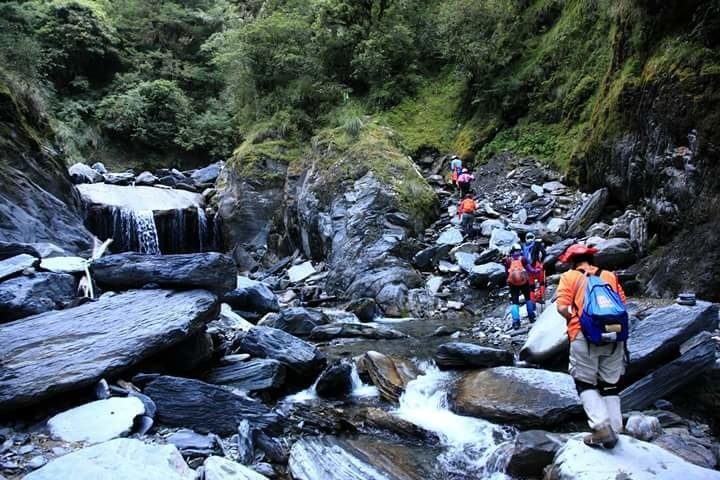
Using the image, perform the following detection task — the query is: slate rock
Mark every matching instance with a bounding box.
[653,432,718,469]
[69,163,103,184]
[357,351,418,403]
[315,360,354,398]
[0,254,38,281]
[436,227,464,246]
[103,172,135,185]
[309,323,406,341]
[163,332,214,372]
[592,237,637,269]
[0,242,40,261]
[0,272,76,322]
[519,302,569,365]
[287,261,316,283]
[92,252,236,293]
[479,219,504,237]
[412,244,451,271]
[0,289,218,410]
[205,359,286,395]
[222,277,279,316]
[135,171,159,186]
[204,456,269,480]
[39,256,87,274]
[166,429,219,457]
[489,228,520,254]
[191,162,224,185]
[262,307,330,336]
[564,188,609,237]
[48,397,145,444]
[451,367,581,428]
[469,262,506,288]
[506,430,566,478]
[435,343,513,370]
[346,297,382,322]
[238,326,326,380]
[144,376,279,435]
[24,438,194,480]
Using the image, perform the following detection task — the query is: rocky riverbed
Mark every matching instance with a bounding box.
[1,154,719,480]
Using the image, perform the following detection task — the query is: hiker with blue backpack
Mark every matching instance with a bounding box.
[556,244,628,450]
[505,243,540,330]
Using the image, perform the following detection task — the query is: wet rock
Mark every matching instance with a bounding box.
[24,438,194,480]
[653,431,718,469]
[346,298,382,322]
[621,332,716,411]
[39,256,87,274]
[135,171,159,186]
[144,376,279,435]
[468,262,506,288]
[436,227,464,245]
[48,397,145,444]
[564,188,609,237]
[489,229,520,254]
[357,351,418,403]
[625,414,662,441]
[519,302,568,365]
[289,436,424,480]
[547,435,720,480]
[586,222,611,237]
[506,430,566,478]
[166,429,219,457]
[591,237,637,269]
[69,163,103,184]
[0,241,41,261]
[238,326,326,379]
[435,343,513,370]
[0,254,38,281]
[262,307,329,336]
[253,431,289,464]
[352,407,437,442]
[204,456,268,480]
[0,289,218,410]
[451,367,581,428]
[92,252,236,293]
[205,359,286,395]
[627,301,718,377]
[287,261,316,283]
[309,323,406,341]
[222,277,279,316]
[315,360,353,398]
[191,162,224,184]
[0,272,76,322]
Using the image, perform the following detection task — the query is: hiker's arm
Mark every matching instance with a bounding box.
[556,274,574,321]
[524,258,540,274]
[615,274,627,303]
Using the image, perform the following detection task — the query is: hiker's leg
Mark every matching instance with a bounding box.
[598,343,626,433]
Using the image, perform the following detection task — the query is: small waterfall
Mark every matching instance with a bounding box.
[197,207,208,252]
[134,210,161,254]
[394,363,514,479]
[110,207,161,254]
[350,362,379,398]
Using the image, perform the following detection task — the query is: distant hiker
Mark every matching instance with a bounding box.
[449,156,463,190]
[504,243,539,329]
[457,168,475,196]
[456,193,477,238]
[556,244,628,449]
[523,232,547,305]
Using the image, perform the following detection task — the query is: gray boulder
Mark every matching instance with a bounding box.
[468,262,506,288]
[450,367,581,428]
[412,244,451,271]
[435,342,513,370]
[91,162,108,174]
[205,358,286,395]
[592,237,637,269]
[135,171,159,186]
[167,429,219,457]
[0,272,76,322]
[0,253,38,281]
[309,322,406,341]
[92,252,236,293]
[315,360,353,398]
[69,163,103,184]
[519,302,569,364]
[506,430,567,478]
[261,307,330,336]
[479,219,504,237]
[191,162,224,184]
[144,376,279,435]
[564,188,609,236]
[238,326,326,380]
[0,241,41,260]
[47,397,145,444]
[346,297,382,322]
[0,289,218,410]
[103,172,135,185]
[653,431,718,469]
[222,277,279,315]
[204,456,268,480]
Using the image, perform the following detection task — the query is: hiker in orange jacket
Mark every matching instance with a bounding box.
[456,193,477,238]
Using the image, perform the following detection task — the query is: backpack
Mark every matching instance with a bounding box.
[578,270,629,345]
[507,257,529,286]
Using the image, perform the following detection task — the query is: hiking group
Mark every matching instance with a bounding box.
[449,158,629,450]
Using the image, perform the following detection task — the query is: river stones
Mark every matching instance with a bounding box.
[204,456,269,480]
[506,430,567,478]
[48,397,145,444]
[564,188,608,237]
[547,435,720,480]
[357,351,418,403]
[315,360,353,398]
[222,277,279,316]
[434,343,513,370]
[450,367,581,428]
[0,254,38,281]
[205,359,286,395]
[25,439,193,480]
[166,429,220,457]
[144,376,279,435]
[237,326,326,381]
[309,323,406,341]
[626,301,718,377]
[519,302,569,365]
[261,307,330,336]
[0,272,76,322]
[69,163,103,184]
[0,289,218,410]
[346,297,382,322]
[91,252,236,292]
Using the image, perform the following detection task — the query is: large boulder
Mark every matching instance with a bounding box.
[506,430,567,478]
[591,237,637,269]
[564,188,609,237]
[144,376,279,435]
[468,263,506,288]
[309,323,406,341]
[346,297,382,322]
[315,360,353,398]
[489,229,520,254]
[626,301,718,377]
[450,367,581,428]
[48,397,146,444]
[238,326,326,380]
[69,163,103,184]
[547,435,720,480]
[261,307,330,336]
[0,289,218,410]
[519,302,569,365]
[0,272,76,322]
[412,244,451,271]
[91,252,236,292]
[653,431,718,469]
[0,253,39,281]
[191,162,224,185]
[357,351,418,403]
[24,438,195,480]
[434,343,513,370]
[205,358,287,395]
[222,277,279,316]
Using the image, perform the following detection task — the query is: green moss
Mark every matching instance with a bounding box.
[225,121,303,182]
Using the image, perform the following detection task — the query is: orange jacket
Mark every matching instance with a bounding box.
[556,266,627,342]
[457,198,477,216]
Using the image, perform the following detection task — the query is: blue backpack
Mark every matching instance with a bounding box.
[579,270,629,345]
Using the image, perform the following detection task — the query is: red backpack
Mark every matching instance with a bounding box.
[507,257,529,286]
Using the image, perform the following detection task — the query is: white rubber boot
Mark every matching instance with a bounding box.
[604,395,623,433]
[580,389,610,430]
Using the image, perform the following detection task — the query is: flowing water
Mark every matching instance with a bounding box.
[197,207,208,252]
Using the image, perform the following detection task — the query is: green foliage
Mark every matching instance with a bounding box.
[176,98,240,159]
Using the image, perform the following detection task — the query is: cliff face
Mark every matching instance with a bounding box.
[0,75,92,253]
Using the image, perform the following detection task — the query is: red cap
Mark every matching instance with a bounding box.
[558,244,598,263]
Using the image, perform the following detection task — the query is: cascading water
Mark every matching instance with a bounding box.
[111,207,161,254]
[393,363,515,479]
[133,210,161,254]
[283,362,378,404]
[197,207,208,252]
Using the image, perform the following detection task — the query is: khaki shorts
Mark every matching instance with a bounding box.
[569,333,626,385]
